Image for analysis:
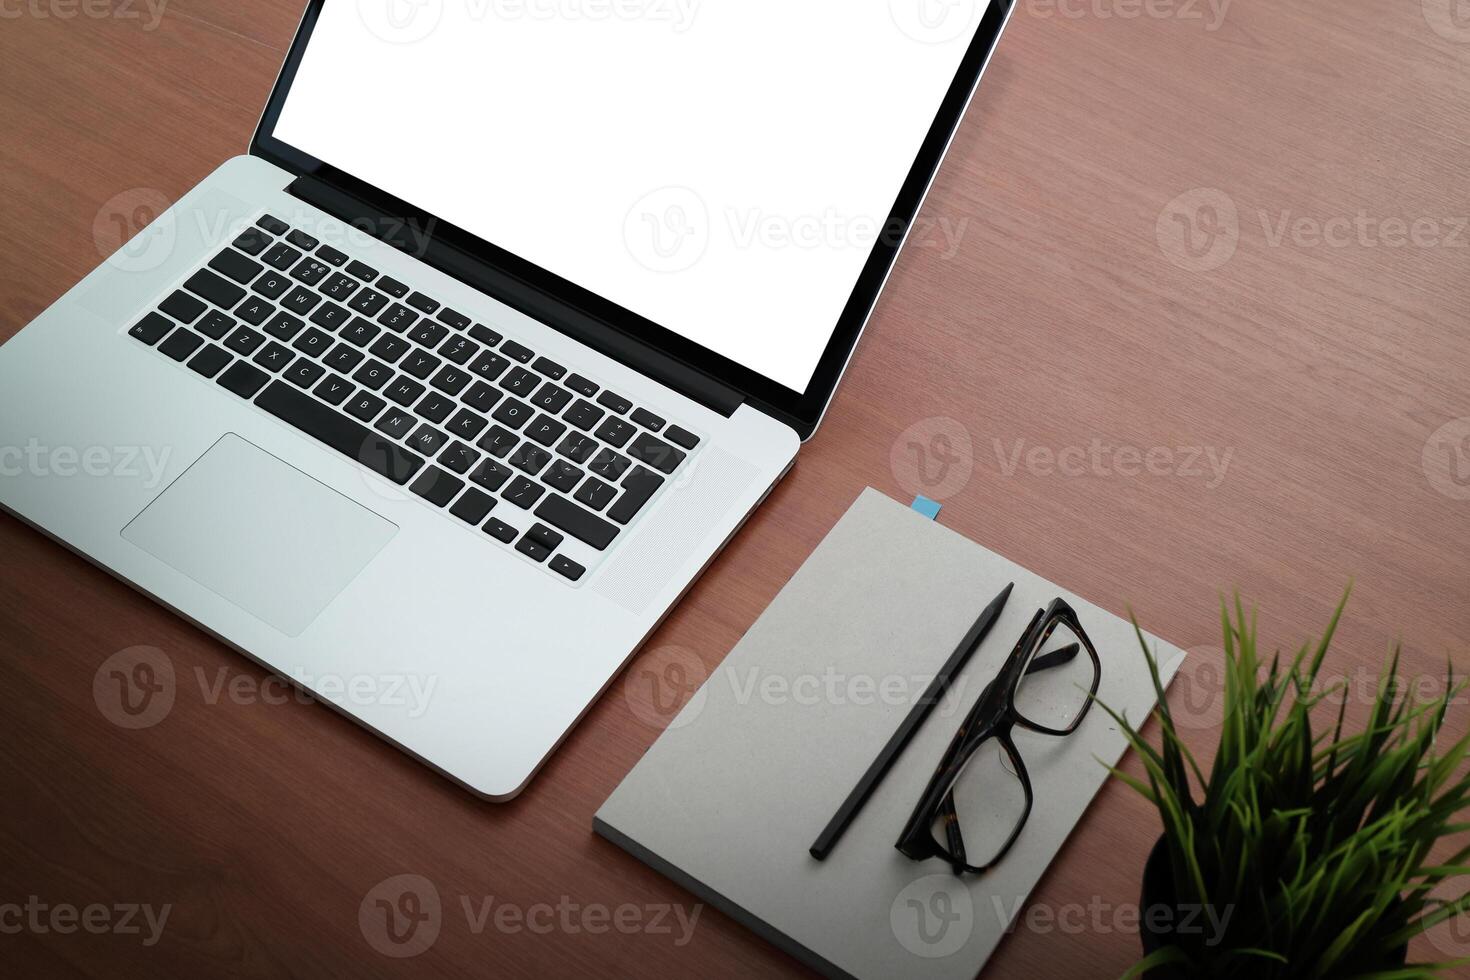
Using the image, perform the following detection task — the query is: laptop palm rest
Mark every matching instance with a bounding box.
[121,433,397,637]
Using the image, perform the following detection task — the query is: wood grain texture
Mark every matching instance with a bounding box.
[1,1,1467,976]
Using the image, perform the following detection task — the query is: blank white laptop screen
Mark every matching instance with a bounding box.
[275,1,988,393]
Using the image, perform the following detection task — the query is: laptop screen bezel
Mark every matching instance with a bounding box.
[250,0,1014,438]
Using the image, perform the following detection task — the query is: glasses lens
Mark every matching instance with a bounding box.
[1012,618,1097,732]
[930,738,1028,869]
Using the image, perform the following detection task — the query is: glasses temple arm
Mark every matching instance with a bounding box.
[1025,642,1080,675]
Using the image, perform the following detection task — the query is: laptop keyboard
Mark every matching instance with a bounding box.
[127,214,703,584]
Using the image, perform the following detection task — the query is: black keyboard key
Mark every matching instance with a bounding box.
[375,408,417,440]
[256,382,423,485]
[447,408,489,441]
[462,381,502,414]
[233,227,272,256]
[407,291,440,315]
[597,390,632,415]
[369,334,411,363]
[429,365,470,397]
[321,272,359,301]
[477,425,519,458]
[408,425,448,456]
[314,374,355,406]
[263,311,305,341]
[340,316,381,347]
[402,350,441,380]
[379,303,418,332]
[234,296,275,326]
[469,350,510,381]
[500,366,540,398]
[285,358,325,389]
[469,323,502,346]
[509,442,552,475]
[608,466,664,525]
[574,476,617,512]
[557,432,599,464]
[346,392,386,423]
[542,460,583,493]
[159,328,203,362]
[261,242,302,271]
[409,321,449,349]
[594,416,635,448]
[665,425,700,450]
[325,344,365,374]
[492,398,533,430]
[224,326,266,356]
[526,414,567,447]
[470,459,513,492]
[281,286,321,316]
[316,244,348,267]
[589,447,632,482]
[531,356,566,380]
[564,399,605,431]
[256,214,289,236]
[209,249,264,285]
[437,307,471,330]
[252,270,292,300]
[286,229,319,251]
[346,260,378,282]
[290,257,332,286]
[502,476,545,510]
[438,441,480,475]
[378,276,410,298]
[353,359,393,390]
[626,432,686,474]
[196,309,237,340]
[535,494,618,550]
[160,290,205,324]
[550,555,586,582]
[632,408,666,432]
[410,467,463,508]
[525,523,563,551]
[439,335,478,365]
[187,344,231,378]
[484,517,517,543]
[416,391,456,423]
[530,382,572,414]
[565,373,599,397]
[450,488,496,526]
[348,287,389,317]
[310,302,351,331]
[292,326,333,358]
[516,537,551,564]
[385,376,427,407]
[129,312,173,345]
[252,341,294,373]
[501,340,534,363]
[217,361,269,398]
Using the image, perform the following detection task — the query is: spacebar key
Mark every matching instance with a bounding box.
[256,381,424,485]
[534,494,619,551]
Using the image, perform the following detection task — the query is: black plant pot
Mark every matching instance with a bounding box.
[1138,835,1408,976]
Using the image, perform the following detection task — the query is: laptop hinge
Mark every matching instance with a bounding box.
[285,175,744,418]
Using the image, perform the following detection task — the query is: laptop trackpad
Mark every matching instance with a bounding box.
[122,434,397,637]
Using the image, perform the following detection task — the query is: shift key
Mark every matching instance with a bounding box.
[607,466,664,526]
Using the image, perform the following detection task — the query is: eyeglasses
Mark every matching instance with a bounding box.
[895,597,1102,875]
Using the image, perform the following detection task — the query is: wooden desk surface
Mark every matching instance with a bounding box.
[2,2,1468,976]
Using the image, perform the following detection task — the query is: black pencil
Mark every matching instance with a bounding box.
[809,581,1013,861]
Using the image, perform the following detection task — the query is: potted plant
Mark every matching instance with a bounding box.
[1105,591,1470,978]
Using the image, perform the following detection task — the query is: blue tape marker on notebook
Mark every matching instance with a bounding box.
[910,496,941,521]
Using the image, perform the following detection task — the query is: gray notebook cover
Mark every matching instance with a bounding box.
[595,488,1184,979]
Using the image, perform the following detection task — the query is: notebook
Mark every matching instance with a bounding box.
[595,488,1185,979]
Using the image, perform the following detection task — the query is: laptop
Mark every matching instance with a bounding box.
[0,0,1013,798]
